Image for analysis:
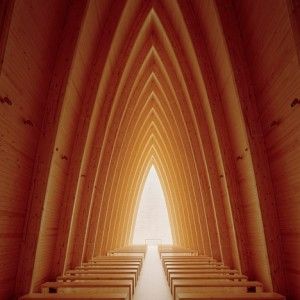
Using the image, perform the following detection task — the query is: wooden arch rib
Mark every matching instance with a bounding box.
[85,41,221,258]
[64,0,240,274]
[81,6,227,260]
[49,0,277,292]
[97,101,202,253]
[63,0,251,278]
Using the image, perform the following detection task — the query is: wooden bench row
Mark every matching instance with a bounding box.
[158,245,198,257]
[107,245,147,257]
[20,246,145,300]
[159,247,285,300]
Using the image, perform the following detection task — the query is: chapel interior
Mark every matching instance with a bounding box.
[0,0,300,300]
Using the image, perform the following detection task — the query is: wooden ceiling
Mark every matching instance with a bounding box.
[0,0,299,299]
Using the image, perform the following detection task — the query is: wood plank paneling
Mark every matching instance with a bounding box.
[235,0,300,299]
[14,0,88,296]
[0,1,298,300]
[0,0,70,298]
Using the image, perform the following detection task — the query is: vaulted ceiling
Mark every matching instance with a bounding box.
[0,0,300,299]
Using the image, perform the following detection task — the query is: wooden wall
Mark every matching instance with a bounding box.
[235,0,300,298]
[0,1,299,299]
[0,0,70,298]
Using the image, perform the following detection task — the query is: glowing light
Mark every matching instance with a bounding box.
[133,165,173,245]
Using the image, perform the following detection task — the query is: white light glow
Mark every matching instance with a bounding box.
[133,165,173,245]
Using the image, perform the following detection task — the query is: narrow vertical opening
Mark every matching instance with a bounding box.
[133,165,173,245]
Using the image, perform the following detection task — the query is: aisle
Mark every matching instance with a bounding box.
[133,245,173,300]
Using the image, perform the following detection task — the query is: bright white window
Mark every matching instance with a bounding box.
[133,165,173,245]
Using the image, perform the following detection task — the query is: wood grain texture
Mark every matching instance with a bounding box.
[234,0,300,298]
[14,0,88,296]
[0,0,70,298]
[0,0,15,73]
[0,0,299,299]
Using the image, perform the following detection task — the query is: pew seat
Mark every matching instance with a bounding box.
[171,279,263,295]
[84,262,141,266]
[20,292,129,300]
[65,269,138,283]
[166,265,229,270]
[82,263,141,273]
[57,274,136,288]
[162,257,216,263]
[41,280,132,300]
[175,292,285,300]
[164,264,225,274]
[75,266,140,277]
[169,273,248,287]
[167,268,238,282]
[164,261,221,266]
[107,246,147,257]
[76,266,139,271]
[92,256,143,261]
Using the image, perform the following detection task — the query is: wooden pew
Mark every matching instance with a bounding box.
[165,265,230,278]
[158,245,193,252]
[20,293,129,300]
[82,262,142,274]
[161,256,216,262]
[166,268,239,283]
[158,245,198,257]
[172,280,263,299]
[163,262,223,273]
[83,262,141,269]
[92,256,143,262]
[162,259,218,263]
[159,250,198,257]
[175,292,285,300]
[161,256,218,262]
[158,246,285,300]
[172,279,263,295]
[57,274,136,289]
[41,280,132,300]
[108,245,147,257]
[90,258,143,268]
[75,265,140,277]
[20,247,146,300]
[165,264,229,270]
[65,270,138,285]
[169,273,248,288]
[114,245,147,251]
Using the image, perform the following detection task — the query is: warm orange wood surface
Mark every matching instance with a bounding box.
[0,0,299,299]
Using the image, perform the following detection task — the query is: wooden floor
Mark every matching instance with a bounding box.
[133,245,172,300]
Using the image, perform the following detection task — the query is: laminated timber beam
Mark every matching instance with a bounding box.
[177,0,248,275]
[78,3,229,262]
[69,0,127,269]
[71,0,154,264]
[15,0,88,296]
[51,0,126,278]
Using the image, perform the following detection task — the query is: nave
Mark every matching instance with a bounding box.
[1,0,299,299]
[19,245,285,300]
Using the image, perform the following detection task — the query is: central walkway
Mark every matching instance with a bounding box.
[133,245,173,300]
